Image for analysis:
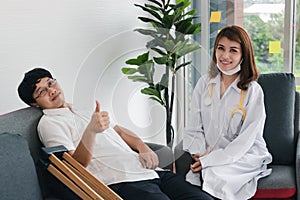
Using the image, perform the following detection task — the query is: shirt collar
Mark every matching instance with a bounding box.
[230,76,242,93]
[208,73,219,85]
[208,73,242,93]
[43,107,73,116]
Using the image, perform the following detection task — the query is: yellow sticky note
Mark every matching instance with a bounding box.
[210,11,221,23]
[269,41,281,54]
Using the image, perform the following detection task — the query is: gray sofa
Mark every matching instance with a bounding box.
[175,73,300,199]
[1,73,297,199]
[0,107,173,199]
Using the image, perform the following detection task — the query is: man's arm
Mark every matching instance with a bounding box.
[68,134,96,167]
[114,125,159,169]
[70,101,109,167]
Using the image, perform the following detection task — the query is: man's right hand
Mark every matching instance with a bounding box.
[87,100,110,133]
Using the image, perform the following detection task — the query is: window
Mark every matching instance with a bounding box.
[244,0,285,73]
[190,0,298,88]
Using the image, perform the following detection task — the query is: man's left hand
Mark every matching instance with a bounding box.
[138,145,159,169]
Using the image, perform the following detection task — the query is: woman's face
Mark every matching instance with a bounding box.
[215,36,243,72]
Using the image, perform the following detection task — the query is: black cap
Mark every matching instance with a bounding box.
[18,68,53,105]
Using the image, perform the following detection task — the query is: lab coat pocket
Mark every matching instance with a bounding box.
[225,109,244,142]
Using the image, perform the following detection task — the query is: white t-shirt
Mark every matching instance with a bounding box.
[38,107,159,185]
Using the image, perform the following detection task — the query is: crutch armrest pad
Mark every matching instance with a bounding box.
[41,145,68,159]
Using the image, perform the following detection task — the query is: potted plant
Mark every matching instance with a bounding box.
[122,0,201,147]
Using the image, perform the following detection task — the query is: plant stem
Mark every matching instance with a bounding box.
[165,62,172,146]
[170,72,175,123]
[167,73,176,147]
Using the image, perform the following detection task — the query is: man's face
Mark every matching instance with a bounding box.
[31,77,66,109]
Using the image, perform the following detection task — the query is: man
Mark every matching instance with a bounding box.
[18,68,213,200]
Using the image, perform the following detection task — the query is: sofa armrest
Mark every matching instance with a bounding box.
[174,140,193,176]
[295,91,300,200]
[146,142,174,171]
[295,133,300,200]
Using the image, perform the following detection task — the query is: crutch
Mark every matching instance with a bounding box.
[41,145,122,200]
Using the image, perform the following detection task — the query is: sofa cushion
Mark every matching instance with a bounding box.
[258,73,295,165]
[0,107,50,197]
[253,165,296,198]
[0,132,43,200]
[0,107,43,164]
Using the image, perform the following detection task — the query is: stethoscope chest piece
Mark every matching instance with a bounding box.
[204,84,214,106]
[204,96,212,106]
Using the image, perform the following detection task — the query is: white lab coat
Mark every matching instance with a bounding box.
[183,74,272,200]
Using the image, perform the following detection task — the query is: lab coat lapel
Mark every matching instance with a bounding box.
[206,75,223,149]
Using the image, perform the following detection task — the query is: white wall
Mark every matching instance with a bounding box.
[0,0,166,144]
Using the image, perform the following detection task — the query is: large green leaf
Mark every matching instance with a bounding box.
[135,60,155,84]
[176,42,200,57]
[168,2,184,12]
[151,47,167,56]
[159,73,169,88]
[175,17,193,27]
[162,14,175,29]
[134,28,157,37]
[141,87,160,98]
[174,61,192,72]
[127,75,149,83]
[135,4,162,22]
[144,4,164,13]
[164,39,176,52]
[172,39,188,54]
[148,0,163,8]
[154,56,168,64]
[155,82,164,91]
[185,24,201,35]
[146,39,159,49]
[191,24,201,34]
[164,0,171,9]
[138,17,163,28]
[138,60,153,73]
[156,27,172,36]
[172,9,184,22]
[183,9,197,17]
[146,36,167,49]
[175,0,190,10]
[149,96,164,106]
[168,59,175,70]
[121,68,138,74]
[125,52,149,66]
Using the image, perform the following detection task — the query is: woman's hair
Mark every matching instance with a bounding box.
[208,25,259,90]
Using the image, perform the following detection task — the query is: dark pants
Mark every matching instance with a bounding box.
[108,171,214,200]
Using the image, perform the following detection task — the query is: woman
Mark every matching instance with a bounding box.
[183,25,272,200]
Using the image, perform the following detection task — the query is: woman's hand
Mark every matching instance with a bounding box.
[190,147,211,172]
[190,160,202,172]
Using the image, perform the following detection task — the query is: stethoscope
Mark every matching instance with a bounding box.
[204,84,246,121]
[203,84,247,148]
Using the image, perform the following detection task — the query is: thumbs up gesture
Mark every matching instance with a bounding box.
[87,100,110,133]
